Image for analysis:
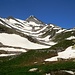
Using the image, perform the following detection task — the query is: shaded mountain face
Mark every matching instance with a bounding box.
[0,15,75,56]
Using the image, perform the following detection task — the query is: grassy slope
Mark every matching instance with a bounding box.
[1,61,75,75]
[0,50,75,75]
[49,40,73,50]
[0,25,75,75]
[0,50,56,75]
[52,30,75,42]
[0,50,57,66]
[49,30,75,50]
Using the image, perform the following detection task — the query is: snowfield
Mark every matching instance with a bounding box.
[0,33,50,49]
[45,46,75,62]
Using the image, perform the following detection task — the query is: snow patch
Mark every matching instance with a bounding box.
[8,19,18,24]
[56,29,66,33]
[58,46,75,59]
[0,47,26,52]
[64,70,74,75]
[66,36,75,40]
[46,73,51,75]
[49,41,57,45]
[29,68,38,72]
[45,56,58,61]
[45,46,75,61]
[0,54,16,57]
[16,18,24,23]
[0,21,3,25]
[26,21,40,26]
[50,24,54,27]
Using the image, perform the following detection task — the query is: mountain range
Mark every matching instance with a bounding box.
[0,15,75,75]
[0,15,75,56]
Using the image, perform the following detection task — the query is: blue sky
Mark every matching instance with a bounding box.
[0,0,75,28]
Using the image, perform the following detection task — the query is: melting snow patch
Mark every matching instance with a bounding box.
[64,70,74,75]
[29,68,38,72]
[0,54,16,57]
[49,42,57,45]
[45,46,75,62]
[66,36,75,40]
[45,56,58,62]
[46,73,51,75]
[0,21,3,25]
[34,62,37,64]
[58,46,75,59]
[56,29,66,33]
[0,47,27,52]
[50,24,54,27]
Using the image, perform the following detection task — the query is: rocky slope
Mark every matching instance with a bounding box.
[0,15,75,57]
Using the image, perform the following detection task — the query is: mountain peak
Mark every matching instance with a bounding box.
[28,15,36,18]
[26,15,45,25]
[26,15,38,22]
[7,16,14,20]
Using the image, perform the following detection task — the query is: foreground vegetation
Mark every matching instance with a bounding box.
[0,60,75,75]
[0,50,75,75]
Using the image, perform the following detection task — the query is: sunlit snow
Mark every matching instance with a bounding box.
[29,68,38,72]
[45,56,58,61]
[45,46,75,61]
[66,36,75,40]
[0,54,16,57]
[0,33,49,49]
[64,70,74,75]
[26,21,41,26]
[0,47,26,52]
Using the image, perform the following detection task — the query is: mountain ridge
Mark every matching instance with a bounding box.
[0,15,75,57]
[0,15,75,75]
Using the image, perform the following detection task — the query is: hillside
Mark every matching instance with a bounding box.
[0,16,75,75]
